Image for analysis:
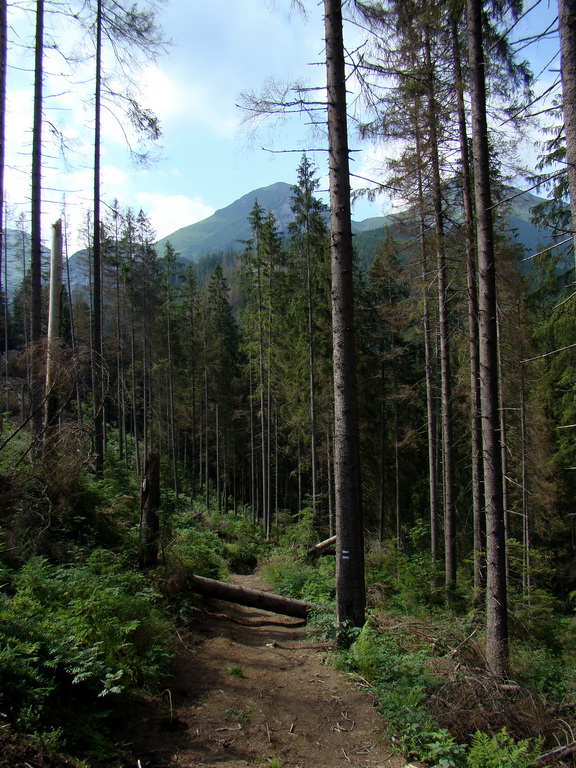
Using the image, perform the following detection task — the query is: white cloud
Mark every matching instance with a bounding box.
[135,192,215,242]
[140,64,239,140]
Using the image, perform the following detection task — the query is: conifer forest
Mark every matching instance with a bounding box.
[2,1,576,767]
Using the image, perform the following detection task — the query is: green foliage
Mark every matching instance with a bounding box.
[0,551,172,748]
[509,587,562,650]
[466,728,542,768]
[348,624,546,768]
[512,642,575,702]
[348,622,450,765]
[204,511,267,573]
[365,536,446,615]
[167,525,224,579]
[275,508,316,550]
[0,438,141,567]
[349,623,432,691]
[260,550,335,604]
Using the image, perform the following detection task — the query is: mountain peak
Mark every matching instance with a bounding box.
[156,181,295,261]
[155,181,391,262]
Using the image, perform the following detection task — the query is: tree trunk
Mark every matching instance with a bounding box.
[258,261,268,535]
[92,0,104,474]
[468,0,508,677]
[216,403,221,511]
[394,369,401,549]
[307,235,319,512]
[415,115,440,563]
[559,0,576,258]
[130,314,140,474]
[425,34,456,594]
[266,260,273,537]
[203,331,209,508]
[496,307,510,579]
[324,0,365,632]
[3,207,8,385]
[307,535,337,557]
[520,359,530,596]
[140,451,161,568]
[44,219,62,434]
[0,0,6,331]
[31,0,44,440]
[166,282,178,499]
[327,425,334,536]
[378,349,387,542]
[452,18,485,604]
[114,258,125,462]
[249,362,256,520]
[188,574,309,620]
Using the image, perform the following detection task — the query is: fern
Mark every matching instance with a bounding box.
[466,728,542,768]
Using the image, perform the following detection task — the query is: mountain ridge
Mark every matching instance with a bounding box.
[155,181,395,261]
[154,180,564,274]
[0,181,566,301]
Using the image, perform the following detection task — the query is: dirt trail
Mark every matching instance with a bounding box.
[127,574,408,768]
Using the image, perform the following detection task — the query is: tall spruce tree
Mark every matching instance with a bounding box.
[559,0,576,257]
[288,155,330,517]
[468,0,508,677]
[324,0,366,631]
[30,0,45,441]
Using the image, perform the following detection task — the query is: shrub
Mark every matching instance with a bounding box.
[0,551,172,748]
[275,507,316,550]
[512,643,574,702]
[205,512,267,573]
[349,624,466,766]
[260,551,334,603]
[167,526,224,578]
[365,536,446,615]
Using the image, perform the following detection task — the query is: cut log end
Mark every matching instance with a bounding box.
[307,535,337,557]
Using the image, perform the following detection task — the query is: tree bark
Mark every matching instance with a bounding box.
[140,451,161,568]
[415,112,440,563]
[520,358,530,595]
[424,33,456,594]
[324,0,366,632]
[189,574,309,620]
[0,0,6,324]
[468,0,508,677]
[31,0,44,440]
[559,0,576,257]
[92,0,104,474]
[44,219,63,433]
[452,18,485,604]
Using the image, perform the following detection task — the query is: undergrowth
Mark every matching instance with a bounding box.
[259,521,573,768]
[0,444,261,758]
[1,439,574,768]
[0,550,173,752]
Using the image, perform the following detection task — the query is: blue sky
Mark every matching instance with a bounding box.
[4,0,561,255]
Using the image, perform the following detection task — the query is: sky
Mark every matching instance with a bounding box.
[4,0,562,256]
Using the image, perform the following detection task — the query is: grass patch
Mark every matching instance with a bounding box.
[225,665,245,678]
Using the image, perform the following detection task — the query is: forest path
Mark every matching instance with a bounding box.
[127,574,408,768]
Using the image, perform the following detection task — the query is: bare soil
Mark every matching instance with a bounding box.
[125,574,409,768]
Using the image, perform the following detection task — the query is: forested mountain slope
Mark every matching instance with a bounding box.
[0,182,561,300]
[154,181,562,268]
[154,181,394,262]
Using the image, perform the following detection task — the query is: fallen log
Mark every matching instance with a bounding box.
[307,535,337,557]
[537,739,576,764]
[188,574,310,620]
